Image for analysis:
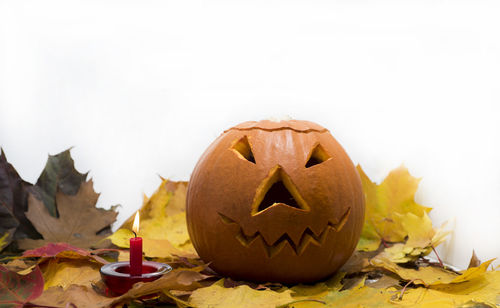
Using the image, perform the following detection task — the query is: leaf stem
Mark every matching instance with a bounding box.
[431,245,444,268]
[278,299,326,307]
[381,238,389,248]
[398,279,427,300]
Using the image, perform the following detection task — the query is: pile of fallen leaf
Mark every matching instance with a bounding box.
[1,148,499,308]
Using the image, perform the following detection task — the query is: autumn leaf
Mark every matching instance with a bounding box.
[282,277,394,308]
[121,179,188,229]
[108,228,194,259]
[41,259,100,290]
[30,284,111,308]
[356,165,432,251]
[395,271,500,307]
[110,179,196,257]
[468,250,481,269]
[110,267,208,305]
[189,279,294,308]
[0,265,44,307]
[22,242,110,264]
[0,149,41,250]
[1,259,35,274]
[371,255,495,286]
[0,231,14,252]
[32,148,88,217]
[17,180,117,250]
[290,271,344,298]
[381,212,451,263]
[285,269,500,308]
[32,268,208,308]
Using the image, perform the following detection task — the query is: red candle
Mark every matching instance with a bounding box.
[130,211,143,276]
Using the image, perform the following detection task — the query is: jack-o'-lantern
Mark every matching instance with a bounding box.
[186,119,365,283]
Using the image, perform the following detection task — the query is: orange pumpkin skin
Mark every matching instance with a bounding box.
[186,120,365,283]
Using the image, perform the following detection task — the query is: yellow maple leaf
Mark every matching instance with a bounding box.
[120,180,188,229]
[284,269,500,308]
[189,280,294,308]
[356,165,432,251]
[371,256,494,286]
[41,259,101,290]
[108,180,196,258]
[108,228,196,259]
[394,271,500,307]
[382,212,451,263]
[284,277,396,308]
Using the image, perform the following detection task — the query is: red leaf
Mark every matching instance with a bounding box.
[0,265,44,307]
[22,242,110,264]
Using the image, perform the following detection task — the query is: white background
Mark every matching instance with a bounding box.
[1,0,499,269]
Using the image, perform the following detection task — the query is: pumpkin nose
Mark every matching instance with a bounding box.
[251,165,310,216]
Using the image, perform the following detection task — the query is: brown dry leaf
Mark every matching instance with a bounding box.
[111,267,208,306]
[32,267,208,308]
[22,242,110,265]
[340,248,382,274]
[356,165,432,251]
[468,250,481,269]
[31,284,112,308]
[41,259,101,290]
[2,259,34,273]
[17,180,117,250]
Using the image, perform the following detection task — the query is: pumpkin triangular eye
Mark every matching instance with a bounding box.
[305,144,331,168]
[232,136,256,164]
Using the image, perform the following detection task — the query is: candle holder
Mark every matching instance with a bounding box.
[100,261,172,295]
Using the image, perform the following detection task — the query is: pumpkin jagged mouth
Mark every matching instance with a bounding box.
[218,207,351,258]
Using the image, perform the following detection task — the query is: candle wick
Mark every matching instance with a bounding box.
[132,230,137,238]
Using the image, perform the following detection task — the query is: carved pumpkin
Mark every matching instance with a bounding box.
[186,119,365,283]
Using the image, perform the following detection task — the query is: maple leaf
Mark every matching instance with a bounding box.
[110,179,196,257]
[371,255,494,286]
[30,284,110,308]
[17,180,117,250]
[0,265,44,307]
[467,250,481,269]
[395,270,500,306]
[381,212,451,263]
[33,148,88,217]
[41,259,100,290]
[356,165,432,251]
[108,228,195,259]
[284,277,395,308]
[282,268,500,308]
[189,279,294,308]
[120,179,188,229]
[32,268,208,308]
[22,242,110,264]
[0,149,41,250]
